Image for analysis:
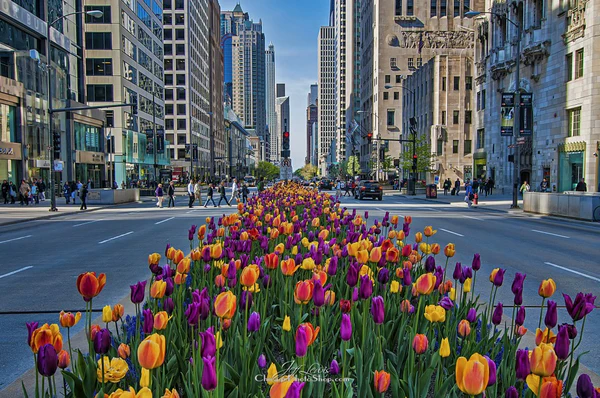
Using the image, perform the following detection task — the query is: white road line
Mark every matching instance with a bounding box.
[544,262,600,282]
[424,208,442,212]
[439,228,464,237]
[99,231,134,244]
[532,230,570,239]
[463,215,485,221]
[0,266,33,279]
[73,219,103,227]
[155,217,175,225]
[0,235,32,244]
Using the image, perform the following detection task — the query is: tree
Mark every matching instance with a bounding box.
[399,134,436,174]
[299,164,318,180]
[256,161,280,181]
[293,168,303,178]
[337,160,349,179]
[347,156,360,177]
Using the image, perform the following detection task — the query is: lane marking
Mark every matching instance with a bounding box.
[155,217,175,225]
[544,262,600,282]
[439,228,464,237]
[0,235,32,245]
[532,230,570,239]
[0,266,33,279]
[424,208,442,212]
[99,231,134,244]
[463,215,485,221]
[73,219,103,227]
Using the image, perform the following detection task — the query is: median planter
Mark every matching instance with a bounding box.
[85,188,140,205]
[524,191,600,221]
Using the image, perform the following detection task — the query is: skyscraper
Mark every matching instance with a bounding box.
[306,84,318,165]
[275,92,290,163]
[334,0,348,163]
[318,26,336,176]
[308,84,319,107]
[209,0,226,179]
[266,43,277,162]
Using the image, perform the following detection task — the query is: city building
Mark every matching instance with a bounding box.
[334,0,348,163]
[221,5,268,161]
[275,91,290,161]
[306,83,319,165]
[224,105,252,179]
[84,0,169,186]
[0,1,107,187]
[266,43,277,162]
[402,54,476,184]
[359,0,482,180]
[308,83,318,108]
[473,0,600,192]
[209,0,226,180]
[318,26,336,176]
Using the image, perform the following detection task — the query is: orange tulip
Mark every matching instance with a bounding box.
[311,217,320,227]
[374,370,391,393]
[318,229,329,240]
[404,216,412,224]
[162,388,181,398]
[324,290,336,306]
[30,323,63,353]
[538,279,556,298]
[455,353,490,396]
[356,249,369,264]
[526,375,563,398]
[210,244,222,259]
[386,247,399,262]
[198,225,206,240]
[137,333,166,369]
[90,325,101,341]
[174,272,187,285]
[415,232,423,243]
[424,226,437,237]
[241,264,260,287]
[515,325,528,337]
[173,249,184,264]
[166,247,176,260]
[458,320,471,337]
[148,253,161,265]
[535,328,557,345]
[274,243,285,254]
[388,230,397,240]
[269,381,294,398]
[444,243,456,257]
[431,243,441,255]
[270,229,280,239]
[412,334,428,354]
[191,249,201,261]
[264,254,279,270]
[57,350,70,369]
[153,311,170,330]
[415,273,436,295]
[76,272,106,301]
[530,343,557,377]
[112,304,124,322]
[217,227,225,237]
[240,231,249,241]
[59,311,81,328]
[313,270,328,286]
[118,343,131,359]
[214,291,237,319]
[215,274,226,287]
[294,280,314,304]
[281,259,299,276]
[369,247,382,263]
[296,322,320,346]
[151,280,167,299]
[390,215,399,225]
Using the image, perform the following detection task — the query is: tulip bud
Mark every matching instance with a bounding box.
[330,359,340,375]
[118,343,130,359]
[339,299,351,313]
[453,262,463,281]
[258,354,267,369]
[57,350,70,369]
[201,356,217,391]
[93,329,111,355]
[515,349,530,380]
[438,296,454,310]
[248,312,261,332]
[555,325,570,360]
[458,320,471,337]
[505,386,518,398]
[472,253,481,271]
[545,300,558,329]
[515,306,525,326]
[164,297,174,315]
[102,305,112,324]
[412,334,428,354]
[282,315,291,332]
[143,309,154,334]
[130,280,147,304]
[492,303,503,325]
[439,337,450,358]
[359,275,373,299]
[538,278,556,298]
[466,308,477,323]
[37,344,58,376]
[576,374,595,398]
[340,313,352,341]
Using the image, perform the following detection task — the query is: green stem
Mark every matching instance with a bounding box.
[537,297,546,330]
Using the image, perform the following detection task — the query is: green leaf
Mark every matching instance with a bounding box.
[62,370,86,398]
[21,381,29,398]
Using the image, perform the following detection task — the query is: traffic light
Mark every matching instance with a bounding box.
[52,132,61,159]
[412,153,418,170]
[367,132,373,143]
[281,131,290,158]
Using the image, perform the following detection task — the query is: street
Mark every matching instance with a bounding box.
[0,192,599,390]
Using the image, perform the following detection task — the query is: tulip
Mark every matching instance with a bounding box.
[526,375,563,398]
[324,290,336,305]
[154,311,170,331]
[424,305,446,323]
[444,243,455,257]
[453,262,463,281]
[563,292,596,322]
[538,278,556,298]
[164,297,174,315]
[241,264,260,287]
[26,321,39,347]
[424,225,436,237]
[94,328,111,355]
[340,313,352,341]
[415,232,423,243]
[515,349,531,380]
[200,327,217,358]
[162,389,181,398]
[265,253,279,270]
[285,381,306,398]
[554,325,570,360]
[465,308,476,323]
[492,303,503,325]
[374,370,391,393]
[118,343,130,359]
[489,268,505,287]
[295,325,309,357]
[449,288,456,301]
[57,349,70,369]
[371,296,385,324]
[248,312,261,332]
[402,267,412,286]
[530,343,557,377]
[210,244,222,260]
[415,273,436,295]
[577,374,595,398]
[142,309,154,334]
[293,280,314,304]
[390,280,401,293]
[151,280,167,299]
[505,386,518,398]
[486,356,497,386]
[148,252,161,265]
[515,325,528,337]
[282,315,291,332]
[130,280,147,304]
[330,359,340,375]
[515,306,526,326]
[438,296,453,310]
[201,356,217,391]
[545,300,557,328]
[97,357,129,384]
[270,381,294,398]
[535,328,556,346]
[313,280,325,307]
[438,337,450,357]
[340,300,351,313]
[472,253,481,271]
[424,256,436,272]
[267,363,278,385]
[76,272,106,301]
[138,333,166,369]
[455,353,490,396]
[458,320,471,337]
[463,278,472,293]
[377,268,390,285]
[59,311,81,328]
[177,258,191,274]
[514,287,523,306]
[412,334,428,354]
[356,249,369,264]
[511,272,526,295]
[214,291,237,319]
[37,344,58,377]
[359,275,373,299]
[185,302,200,326]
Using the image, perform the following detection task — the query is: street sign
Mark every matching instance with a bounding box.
[517,137,526,144]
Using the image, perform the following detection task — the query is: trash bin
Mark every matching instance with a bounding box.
[426,184,438,199]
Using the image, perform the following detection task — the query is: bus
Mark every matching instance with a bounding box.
[244,176,256,187]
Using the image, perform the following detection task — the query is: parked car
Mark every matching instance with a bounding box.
[355,180,383,201]
[319,178,333,190]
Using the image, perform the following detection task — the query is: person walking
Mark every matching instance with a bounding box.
[1,180,8,204]
[31,179,39,204]
[38,180,46,201]
[63,182,71,204]
[241,182,249,204]
[8,181,16,204]
[335,180,342,197]
[70,181,78,205]
[187,179,196,208]
[167,181,176,207]
[230,178,239,203]
[204,183,217,207]
[194,180,202,206]
[487,178,494,196]
[519,180,530,196]
[575,178,587,192]
[464,181,474,208]
[155,183,164,208]
[19,180,29,206]
[454,178,461,195]
[442,178,450,196]
[217,181,231,207]
[80,184,88,210]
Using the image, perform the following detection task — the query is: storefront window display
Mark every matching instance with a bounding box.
[0,104,19,182]
[74,123,101,152]
[559,151,584,192]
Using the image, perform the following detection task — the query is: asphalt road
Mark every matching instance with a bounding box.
[0,190,598,389]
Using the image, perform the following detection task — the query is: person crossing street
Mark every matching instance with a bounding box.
[230,178,239,203]
[167,181,176,207]
[187,179,196,208]
[217,181,232,207]
[204,183,217,207]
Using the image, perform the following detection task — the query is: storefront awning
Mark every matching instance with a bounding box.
[558,141,586,152]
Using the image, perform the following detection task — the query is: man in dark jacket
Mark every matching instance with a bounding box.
[204,183,217,207]
[454,178,461,195]
[575,178,587,192]
[167,181,176,207]
[217,181,231,207]
[1,180,8,204]
[80,184,88,210]
[70,181,78,204]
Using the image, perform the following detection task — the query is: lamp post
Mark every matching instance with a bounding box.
[466,10,522,208]
[39,9,103,211]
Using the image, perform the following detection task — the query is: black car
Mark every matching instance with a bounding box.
[355,180,383,200]
[319,179,333,190]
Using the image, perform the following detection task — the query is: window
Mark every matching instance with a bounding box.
[164,59,173,70]
[163,0,171,9]
[395,0,402,15]
[441,111,446,125]
[122,36,137,60]
[394,92,399,100]
[121,11,136,34]
[453,110,459,124]
[123,61,137,83]
[106,111,114,128]
[567,108,581,136]
[164,29,172,40]
[85,6,111,23]
[87,84,114,101]
[437,138,443,155]
[566,53,573,81]
[175,14,184,25]
[138,27,152,51]
[165,89,173,100]
[465,110,472,124]
[176,44,185,55]
[387,110,395,126]
[408,58,414,69]
[464,140,472,154]
[454,0,460,17]
[165,104,173,115]
[464,0,470,14]
[407,0,414,15]
[164,44,172,55]
[453,76,460,90]
[163,14,171,24]
[86,58,113,76]
[476,128,485,149]
[166,119,174,130]
[442,77,446,91]
[176,74,185,85]
[441,0,447,16]
[176,29,185,40]
[453,140,459,153]
[575,49,584,79]
[175,0,184,9]
[177,119,186,129]
[477,91,481,110]
[137,2,151,28]
[177,104,186,115]
[383,92,389,100]
[396,75,402,83]
[165,74,173,85]
[390,58,397,68]
[85,32,112,49]
[481,90,486,109]
[466,76,472,90]
[431,0,437,16]
[177,88,186,100]
[385,75,391,84]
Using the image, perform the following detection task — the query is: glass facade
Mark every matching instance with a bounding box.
[74,123,102,152]
[0,104,18,182]
[559,151,584,192]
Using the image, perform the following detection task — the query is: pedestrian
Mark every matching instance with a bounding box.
[335,180,342,197]
[1,180,8,204]
[575,178,587,192]
[442,178,449,195]
[9,181,16,204]
[38,179,46,201]
[519,180,530,196]
[472,178,479,194]
[230,178,239,203]
[241,182,249,204]
[464,181,474,208]
[121,181,126,189]
[187,179,195,208]
[194,179,202,206]
[31,179,39,204]
[112,180,118,190]
[70,181,78,204]
[87,179,94,189]
[487,178,494,195]
[204,183,217,207]
[454,178,461,195]
[540,178,549,192]
[63,182,71,204]
[19,179,29,206]
[167,181,176,207]
[80,184,88,210]
[217,181,231,207]
[155,183,164,208]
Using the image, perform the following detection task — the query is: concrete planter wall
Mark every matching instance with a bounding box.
[86,189,140,205]
[523,191,600,221]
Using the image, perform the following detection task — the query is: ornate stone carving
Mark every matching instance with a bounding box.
[387,34,399,46]
[563,0,587,43]
[396,31,474,50]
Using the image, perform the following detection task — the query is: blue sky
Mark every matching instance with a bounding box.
[220,0,330,169]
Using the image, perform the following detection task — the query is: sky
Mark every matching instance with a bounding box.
[219,0,330,170]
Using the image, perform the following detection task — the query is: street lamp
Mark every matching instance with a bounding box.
[36,9,103,211]
[466,10,522,209]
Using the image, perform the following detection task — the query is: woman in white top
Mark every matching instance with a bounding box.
[194,181,202,205]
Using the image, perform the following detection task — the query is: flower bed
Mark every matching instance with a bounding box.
[26,183,598,397]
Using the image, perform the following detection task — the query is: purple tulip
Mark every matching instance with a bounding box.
[200,327,216,358]
[492,268,506,287]
[340,313,352,341]
[466,308,477,323]
[346,262,359,287]
[461,266,473,283]
[403,267,412,286]
[37,344,58,376]
[227,262,237,280]
[378,268,390,285]
[143,309,154,334]
[285,381,306,398]
[515,349,530,380]
[364,211,369,219]
[511,273,526,295]
[164,297,174,315]
[513,287,523,306]
[149,263,162,275]
[296,325,309,357]
[438,296,454,310]
[472,253,481,271]
[26,321,39,346]
[370,296,385,324]
[93,328,111,355]
[130,280,147,304]
[352,287,359,302]
[425,256,436,272]
[258,354,267,368]
[248,312,261,332]
[328,256,338,276]
[201,356,217,391]
[453,262,463,281]
[313,280,325,307]
[403,222,410,236]
[185,302,201,326]
[485,356,497,386]
[555,325,570,360]
[560,323,578,340]
[515,306,525,326]
[563,292,596,322]
[576,374,595,398]
[505,386,518,398]
[359,275,373,300]
[545,300,558,329]
[240,291,253,309]
[330,359,340,375]
[165,277,174,297]
[492,303,503,326]
[164,243,171,256]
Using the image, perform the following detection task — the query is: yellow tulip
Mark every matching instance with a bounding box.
[97,357,129,383]
[291,246,298,255]
[153,311,171,331]
[283,316,291,332]
[102,305,113,323]
[151,280,167,299]
[530,343,557,377]
[463,278,472,293]
[439,338,450,357]
[449,288,456,301]
[455,353,489,395]
[59,311,81,328]
[215,331,223,350]
[424,226,437,237]
[538,279,556,298]
[415,232,423,243]
[107,387,152,398]
[424,305,446,323]
[444,243,456,257]
[161,389,180,398]
[267,363,278,385]
[356,249,369,264]
[415,273,436,295]
[301,257,316,270]
[137,334,166,369]
[140,367,150,388]
[390,281,401,293]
